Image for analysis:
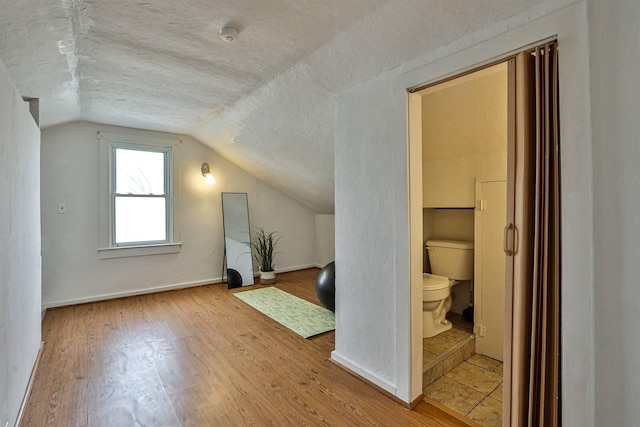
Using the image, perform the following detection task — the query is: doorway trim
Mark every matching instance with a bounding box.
[392,3,593,425]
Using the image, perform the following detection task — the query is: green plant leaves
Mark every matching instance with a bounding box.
[251,227,282,272]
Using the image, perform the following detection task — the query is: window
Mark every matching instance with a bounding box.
[98,132,181,258]
[113,145,169,245]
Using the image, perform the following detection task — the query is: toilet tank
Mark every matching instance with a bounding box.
[426,239,474,280]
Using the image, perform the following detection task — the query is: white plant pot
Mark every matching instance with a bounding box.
[260,271,276,279]
[260,270,276,284]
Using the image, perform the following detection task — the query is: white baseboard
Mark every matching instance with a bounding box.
[42,276,222,309]
[252,263,318,277]
[277,263,318,273]
[314,261,334,269]
[16,341,44,427]
[330,350,397,396]
[42,265,320,310]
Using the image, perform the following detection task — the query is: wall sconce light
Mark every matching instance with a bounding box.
[201,163,216,185]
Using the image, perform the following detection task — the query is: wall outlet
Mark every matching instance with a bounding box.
[57,202,67,214]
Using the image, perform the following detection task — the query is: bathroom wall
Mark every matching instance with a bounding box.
[421,65,507,318]
[422,64,508,208]
[422,209,435,272]
[423,208,475,314]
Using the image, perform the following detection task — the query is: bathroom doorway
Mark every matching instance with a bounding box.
[416,61,509,425]
[407,42,561,426]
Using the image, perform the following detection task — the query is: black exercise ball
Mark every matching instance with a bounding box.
[316,261,335,312]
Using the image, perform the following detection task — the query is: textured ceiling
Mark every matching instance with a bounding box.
[0,0,561,213]
[0,0,388,212]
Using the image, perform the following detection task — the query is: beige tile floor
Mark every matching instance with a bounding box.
[423,313,474,369]
[425,354,504,427]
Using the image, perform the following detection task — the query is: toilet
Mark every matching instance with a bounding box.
[422,239,474,338]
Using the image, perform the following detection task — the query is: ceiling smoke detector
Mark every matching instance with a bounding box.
[220,27,239,43]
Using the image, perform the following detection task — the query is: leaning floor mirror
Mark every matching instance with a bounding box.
[221,192,254,288]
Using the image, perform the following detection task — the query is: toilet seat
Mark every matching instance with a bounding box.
[422,273,450,290]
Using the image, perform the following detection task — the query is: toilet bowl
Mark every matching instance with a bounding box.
[422,273,454,338]
[423,239,474,338]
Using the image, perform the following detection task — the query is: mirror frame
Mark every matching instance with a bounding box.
[221,192,254,288]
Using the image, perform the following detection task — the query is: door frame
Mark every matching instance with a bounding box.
[394,4,593,425]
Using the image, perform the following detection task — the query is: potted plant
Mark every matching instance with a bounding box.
[252,227,282,284]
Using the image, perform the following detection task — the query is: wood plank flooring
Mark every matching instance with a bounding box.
[21,269,472,426]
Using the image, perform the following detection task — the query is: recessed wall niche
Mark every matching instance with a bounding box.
[422,208,474,314]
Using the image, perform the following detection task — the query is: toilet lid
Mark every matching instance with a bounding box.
[422,273,449,290]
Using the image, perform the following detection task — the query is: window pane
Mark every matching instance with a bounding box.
[116,148,165,195]
[115,197,166,244]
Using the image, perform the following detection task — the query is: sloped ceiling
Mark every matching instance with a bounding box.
[0,0,389,212]
[0,0,558,213]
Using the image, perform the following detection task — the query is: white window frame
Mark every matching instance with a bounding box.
[97,131,182,258]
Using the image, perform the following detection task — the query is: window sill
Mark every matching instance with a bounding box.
[98,242,182,259]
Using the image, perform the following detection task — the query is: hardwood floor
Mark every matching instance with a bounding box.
[21,269,472,426]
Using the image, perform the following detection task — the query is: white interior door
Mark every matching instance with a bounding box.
[474,179,507,361]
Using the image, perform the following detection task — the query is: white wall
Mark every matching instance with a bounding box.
[335,1,594,424]
[589,0,640,424]
[314,214,335,267]
[0,60,41,427]
[41,121,315,307]
[334,74,399,393]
